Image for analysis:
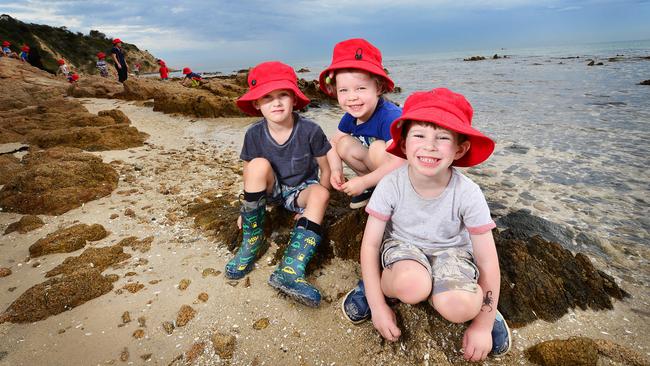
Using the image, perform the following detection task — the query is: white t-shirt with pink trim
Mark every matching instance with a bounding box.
[366,165,495,252]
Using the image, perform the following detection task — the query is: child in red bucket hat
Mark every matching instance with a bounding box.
[320,38,405,209]
[19,45,29,62]
[227,61,332,308]
[56,59,70,77]
[111,38,128,82]
[341,88,511,361]
[181,67,203,87]
[2,41,18,58]
[96,52,109,77]
[157,59,169,80]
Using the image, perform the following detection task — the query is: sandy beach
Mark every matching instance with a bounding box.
[1,53,649,366]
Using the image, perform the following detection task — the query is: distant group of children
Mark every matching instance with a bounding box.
[224,38,511,362]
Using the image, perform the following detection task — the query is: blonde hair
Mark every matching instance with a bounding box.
[325,68,388,96]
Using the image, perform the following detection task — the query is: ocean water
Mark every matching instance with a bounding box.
[297,40,650,251]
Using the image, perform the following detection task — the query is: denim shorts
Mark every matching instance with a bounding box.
[267,176,319,214]
[381,238,479,295]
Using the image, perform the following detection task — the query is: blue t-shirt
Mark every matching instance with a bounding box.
[338,98,402,145]
[185,72,202,80]
[240,113,331,187]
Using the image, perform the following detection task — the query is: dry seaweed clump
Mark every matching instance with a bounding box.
[0,147,119,215]
[0,268,113,323]
[28,223,108,257]
[31,124,148,151]
[45,244,131,277]
[0,155,22,185]
[525,337,650,366]
[4,215,44,235]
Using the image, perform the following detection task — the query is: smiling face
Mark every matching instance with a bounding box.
[402,121,470,180]
[334,70,381,123]
[253,89,296,125]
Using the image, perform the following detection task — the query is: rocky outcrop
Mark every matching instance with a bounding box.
[0,147,119,215]
[66,75,123,98]
[526,337,650,366]
[639,79,650,85]
[0,57,68,111]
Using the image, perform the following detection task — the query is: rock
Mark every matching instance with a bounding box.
[0,155,22,185]
[137,316,146,327]
[496,209,575,248]
[201,268,221,278]
[45,244,131,277]
[117,236,153,253]
[0,268,113,323]
[124,208,135,217]
[122,283,144,293]
[28,223,108,257]
[526,337,649,366]
[178,279,191,291]
[109,213,118,219]
[463,56,486,61]
[197,293,209,302]
[121,311,131,323]
[140,353,152,361]
[132,329,144,339]
[211,332,236,359]
[639,79,650,85]
[0,268,11,277]
[4,215,44,234]
[119,348,129,362]
[162,321,174,334]
[66,76,123,98]
[252,317,269,330]
[0,147,119,215]
[176,305,196,327]
[296,68,310,73]
[496,230,628,326]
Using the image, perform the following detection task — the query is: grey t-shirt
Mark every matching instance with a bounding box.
[366,165,496,252]
[240,113,331,187]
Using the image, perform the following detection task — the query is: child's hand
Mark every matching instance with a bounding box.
[330,170,345,191]
[236,215,242,230]
[462,322,492,362]
[342,176,366,197]
[371,303,401,342]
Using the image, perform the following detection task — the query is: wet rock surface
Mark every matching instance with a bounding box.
[4,215,44,235]
[0,147,119,215]
[28,223,108,257]
[0,268,113,323]
[45,244,131,277]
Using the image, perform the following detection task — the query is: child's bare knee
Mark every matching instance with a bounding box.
[387,266,431,304]
[309,184,330,203]
[431,291,482,323]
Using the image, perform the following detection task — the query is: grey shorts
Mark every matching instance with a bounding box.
[267,176,319,214]
[381,238,479,295]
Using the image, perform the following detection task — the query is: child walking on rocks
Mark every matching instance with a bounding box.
[96,52,109,77]
[225,61,332,308]
[341,88,511,361]
[321,38,405,209]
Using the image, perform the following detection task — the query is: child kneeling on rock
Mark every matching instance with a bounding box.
[225,61,332,308]
[342,88,511,361]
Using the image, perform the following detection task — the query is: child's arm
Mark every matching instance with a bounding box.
[463,230,500,362]
[326,130,348,190]
[316,155,332,190]
[361,216,401,342]
[342,143,405,195]
[112,53,120,69]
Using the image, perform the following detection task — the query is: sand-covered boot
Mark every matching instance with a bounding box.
[268,226,321,307]
[225,197,266,279]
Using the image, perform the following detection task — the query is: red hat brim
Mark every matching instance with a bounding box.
[385,108,495,167]
[236,79,310,116]
[318,59,394,97]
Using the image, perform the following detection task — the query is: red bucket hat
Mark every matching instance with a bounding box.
[70,73,79,81]
[386,88,495,167]
[182,67,191,74]
[318,38,394,97]
[97,52,105,59]
[112,38,122,45]
[2,41,10,47]
[236,61,310,116]
[57,59,65,65]
[22,45,30,52]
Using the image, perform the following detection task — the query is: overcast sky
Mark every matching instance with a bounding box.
[2,0,649,70]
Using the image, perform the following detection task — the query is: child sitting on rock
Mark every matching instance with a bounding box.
[320,38,405,209]
[96,52,109,77]
[225,61,332,308]
[19,45,29,62]
[341,88,511,361]
[2,41,18,58]
[57,59,70,77]
[181,67,202,87]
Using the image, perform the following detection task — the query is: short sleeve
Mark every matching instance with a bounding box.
[461,185,496,235]
[239,129,259,161]
[365,173,397,222]
[310,126,332,157]
[379,101,402,141]
[338,113,355,134]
